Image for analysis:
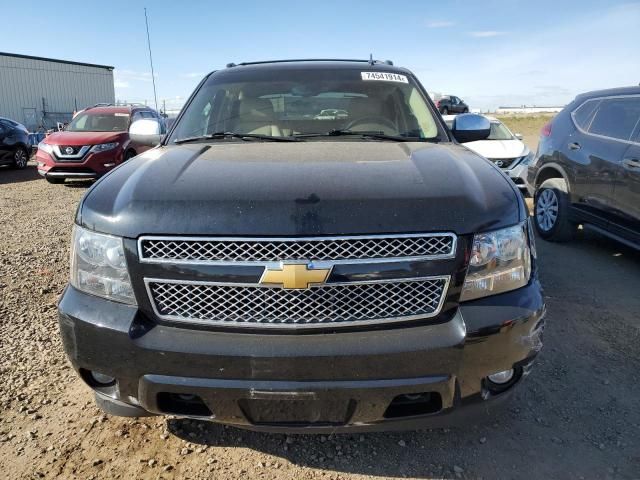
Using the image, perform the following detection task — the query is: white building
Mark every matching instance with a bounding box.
[0,52,115,131]
[495,106,564,114]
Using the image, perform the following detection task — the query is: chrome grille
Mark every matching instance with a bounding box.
[146,277,449,329]
[139,234,456,264]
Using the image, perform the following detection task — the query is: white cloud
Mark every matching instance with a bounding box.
[468,31,507,37]
[114,79,130,89]
[427,21,454,28]
[181,72,205,78]
[113,69,155,83]
[413,3,640,110]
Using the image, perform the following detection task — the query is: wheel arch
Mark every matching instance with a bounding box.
[14,142,30,152]
[534,163,571,193]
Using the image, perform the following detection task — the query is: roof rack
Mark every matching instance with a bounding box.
[225,58,394,68]
[86,102,149,110]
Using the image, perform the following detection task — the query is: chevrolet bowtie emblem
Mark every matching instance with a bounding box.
[260,263,332,289]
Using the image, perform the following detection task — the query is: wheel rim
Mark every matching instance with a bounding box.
[15,149,28,167]
[536,189,559,232]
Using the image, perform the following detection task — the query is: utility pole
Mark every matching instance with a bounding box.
[144,7,159,111]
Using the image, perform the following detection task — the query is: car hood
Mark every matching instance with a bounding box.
[44,131,126,146]
[462,139,528,159]
[79,141,524,238]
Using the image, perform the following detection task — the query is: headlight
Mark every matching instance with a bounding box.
[38,141,53,155]
[520,151,534,166]
[70,226,136,304]
[460,222,532,301]
[90,142,119,153]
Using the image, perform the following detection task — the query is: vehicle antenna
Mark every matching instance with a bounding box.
[369,53,374,65]
[144,7,159,111]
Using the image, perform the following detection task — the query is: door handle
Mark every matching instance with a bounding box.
[623,158,640,169]
[568,142,581,150]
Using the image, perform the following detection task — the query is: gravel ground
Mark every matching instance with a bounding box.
[0,162,639,480]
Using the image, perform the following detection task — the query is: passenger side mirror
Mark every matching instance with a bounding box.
[129,118,163,147]
[514,133,523,140]
[451,113,491,143]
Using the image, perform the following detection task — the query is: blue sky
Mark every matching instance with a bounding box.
[3,1,639,111]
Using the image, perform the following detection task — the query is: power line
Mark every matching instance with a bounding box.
[144,7,158,111]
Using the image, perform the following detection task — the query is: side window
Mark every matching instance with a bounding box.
[74,115,88,130]
[572,99,600,130]
[588,97,640,141]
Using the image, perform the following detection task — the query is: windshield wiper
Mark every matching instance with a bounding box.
[293,129,437,142]
[174,131,300,144]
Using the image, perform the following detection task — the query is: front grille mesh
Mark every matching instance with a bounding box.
[140,235,455,263]
[148,278,447,327]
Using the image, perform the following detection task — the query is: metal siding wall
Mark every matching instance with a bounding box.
[0,54,115,130]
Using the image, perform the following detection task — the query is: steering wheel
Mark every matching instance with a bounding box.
[344,116,397,132]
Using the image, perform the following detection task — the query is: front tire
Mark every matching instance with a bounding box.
[534,178,576,242]
[124,149,136,161]
[13,147,29,169]
[441,107,449,115]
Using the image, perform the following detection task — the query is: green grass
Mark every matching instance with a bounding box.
[493,114,556,151]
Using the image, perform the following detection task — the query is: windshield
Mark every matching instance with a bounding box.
[170,68,441,142]
[66,112,130,132]
[487,121,514,140]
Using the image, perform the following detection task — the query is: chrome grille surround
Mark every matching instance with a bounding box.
[145,276,450,329]
[488,156,520,169]
[138,233,457,265]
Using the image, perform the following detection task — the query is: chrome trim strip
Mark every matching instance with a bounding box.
[53,145,91,159]
[46,171,97,178]
[143,275,451,329]
[137,232,458,266]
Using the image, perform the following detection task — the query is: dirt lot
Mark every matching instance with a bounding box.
[1,123,639,479]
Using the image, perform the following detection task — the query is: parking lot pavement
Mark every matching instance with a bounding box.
[1,164,638,479]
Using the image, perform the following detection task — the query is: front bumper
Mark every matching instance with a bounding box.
[36,148,122,179]
[505,164,530,191]
[58,280,545,432]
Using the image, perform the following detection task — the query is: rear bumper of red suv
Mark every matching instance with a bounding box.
[36,148,123,180]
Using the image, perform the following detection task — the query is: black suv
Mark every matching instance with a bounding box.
[529,87,640,248]
[0,116,30,169]
[58,59,544,432]
[437,95,469,114]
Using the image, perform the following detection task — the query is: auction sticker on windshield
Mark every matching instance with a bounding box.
[361,72,408,83]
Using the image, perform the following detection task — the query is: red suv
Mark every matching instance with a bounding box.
[36,104,164,184]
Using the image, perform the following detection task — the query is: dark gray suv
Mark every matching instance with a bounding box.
[0,117,30,169]
[528,86,640,248]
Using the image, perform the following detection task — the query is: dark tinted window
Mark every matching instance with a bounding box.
[572,99,600,130]
[588,97,640,141]
[170,68,441,141]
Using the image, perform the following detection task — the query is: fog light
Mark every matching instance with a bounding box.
[91,371,115,385]
[103,163,116,167]
[488,369,514,384]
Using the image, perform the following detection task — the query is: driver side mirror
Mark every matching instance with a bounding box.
[514,133,523,140]
[129,118,163,147]
[451,113,491,143]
